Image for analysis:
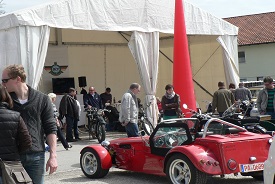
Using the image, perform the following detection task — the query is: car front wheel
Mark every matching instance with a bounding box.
[166,154,207,184]
[80,148,109,178]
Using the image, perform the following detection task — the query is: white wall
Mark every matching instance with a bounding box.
[239,43,275,81]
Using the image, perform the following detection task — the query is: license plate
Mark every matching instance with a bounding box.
[239,162,264,173]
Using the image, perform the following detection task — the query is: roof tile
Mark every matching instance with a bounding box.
[224,12,275,45]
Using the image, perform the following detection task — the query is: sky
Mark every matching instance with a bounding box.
[2,0,275,18]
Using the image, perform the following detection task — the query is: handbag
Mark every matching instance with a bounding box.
[0,159,33,184]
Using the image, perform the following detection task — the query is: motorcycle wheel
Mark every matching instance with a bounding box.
[91,124,97,139]
[97,124,106,143]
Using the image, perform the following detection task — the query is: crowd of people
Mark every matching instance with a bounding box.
[211,77,275,119]
[1,63,275,184]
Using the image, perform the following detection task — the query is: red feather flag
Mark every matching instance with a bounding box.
[173,0,197,117]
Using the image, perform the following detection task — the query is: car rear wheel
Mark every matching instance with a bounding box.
[166,154,207,184]
[80,148,109,178]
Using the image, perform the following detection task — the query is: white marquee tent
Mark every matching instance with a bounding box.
[0,0,238,126]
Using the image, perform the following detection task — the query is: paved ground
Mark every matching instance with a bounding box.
[44,131,264,184]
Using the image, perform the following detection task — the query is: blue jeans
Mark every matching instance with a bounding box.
[66,116,79,140]
[20,152,45,184]
[125,122,139,137]
[266,112,275,119]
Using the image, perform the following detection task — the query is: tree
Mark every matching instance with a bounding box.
[0,0,5,15]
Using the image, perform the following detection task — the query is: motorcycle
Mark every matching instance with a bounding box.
[221,101,274,135]
[86,107,110,143]
[183,103,274,135]
[138,103,154,136]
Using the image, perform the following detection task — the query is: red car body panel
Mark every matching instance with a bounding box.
[108,137,165,176]
[167,144,222,175]
[193,132,270,174]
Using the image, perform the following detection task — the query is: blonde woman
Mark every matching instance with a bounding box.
[48,93,72,150]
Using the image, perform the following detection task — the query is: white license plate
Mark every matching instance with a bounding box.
[239,162,264,173]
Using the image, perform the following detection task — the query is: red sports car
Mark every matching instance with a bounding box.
[80,118,271,184]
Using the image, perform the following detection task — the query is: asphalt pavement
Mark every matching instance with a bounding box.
[44,131,264,184]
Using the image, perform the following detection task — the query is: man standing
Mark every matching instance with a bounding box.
[212,81,235,117]
[119,83,141,137]
[257,76,275,118]
[59,88,80,142]
[234,82,252,101]
[2,64,57,184]
[100,87,112,107]
[83,86,103,109]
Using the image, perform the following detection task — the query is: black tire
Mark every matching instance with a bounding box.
[166,154,208,184]
[80,148,109,178]
[91,124,97,139]
[97,124,106,143]
[142,119,154,135]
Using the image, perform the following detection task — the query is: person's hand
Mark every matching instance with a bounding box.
[46,156,58,174]
[56,119,60,127]
[260,112,265,115]
[88,105,92,109]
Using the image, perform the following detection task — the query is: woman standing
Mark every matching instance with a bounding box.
[48,93,72,150]
[161,84,181,120]
[0,84,32,183]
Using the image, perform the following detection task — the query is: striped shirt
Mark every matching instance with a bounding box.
[266,88,275,112]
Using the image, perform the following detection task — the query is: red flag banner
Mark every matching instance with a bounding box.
[173,0,197,116]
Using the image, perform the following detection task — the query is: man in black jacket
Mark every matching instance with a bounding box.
[59,88,80,142]
[2,64,57,184]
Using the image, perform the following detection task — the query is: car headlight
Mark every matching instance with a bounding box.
[101,140,110,149]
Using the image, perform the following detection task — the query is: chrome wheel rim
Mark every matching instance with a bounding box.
[169,159,191,184]
[81,151,98,175]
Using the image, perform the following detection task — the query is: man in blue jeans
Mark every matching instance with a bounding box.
[2,64,58,184]
[119,83,141,137]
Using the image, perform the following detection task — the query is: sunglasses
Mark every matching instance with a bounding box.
[2,78,12,83]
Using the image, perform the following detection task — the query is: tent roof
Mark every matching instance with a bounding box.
[0,0,238,35]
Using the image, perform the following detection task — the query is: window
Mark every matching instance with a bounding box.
[238,51,246,63]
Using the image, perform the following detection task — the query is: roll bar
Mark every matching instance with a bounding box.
[202,118,247,138]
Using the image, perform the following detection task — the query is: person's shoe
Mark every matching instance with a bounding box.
[65,144,72,150]
[66,139,77,142]
[75,137,82,141]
